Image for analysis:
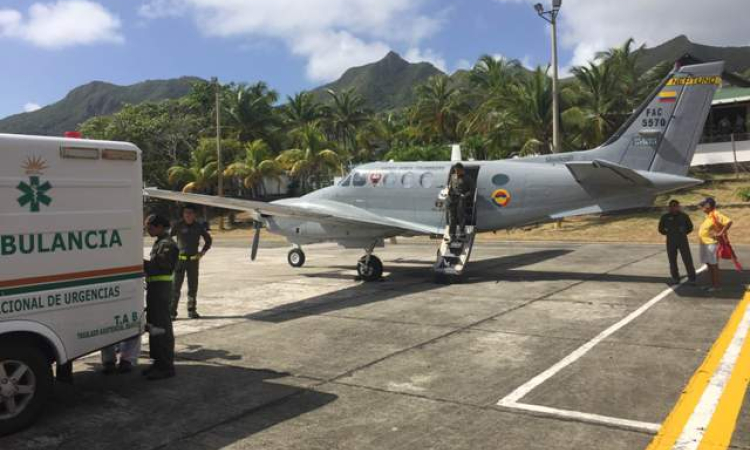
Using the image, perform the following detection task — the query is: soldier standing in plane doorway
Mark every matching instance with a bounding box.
[447,163,472,240]
[171,205,212,320]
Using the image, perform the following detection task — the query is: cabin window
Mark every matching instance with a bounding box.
[492,174,510,186]
[352,171,367,187]
[401,172,415,188]
[420,172,434,188]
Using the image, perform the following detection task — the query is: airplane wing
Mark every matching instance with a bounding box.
[143,188,439,235]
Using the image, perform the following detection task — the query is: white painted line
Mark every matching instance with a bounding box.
[504,402,661,433]
[672,300,750,450]
[497,267,707,431]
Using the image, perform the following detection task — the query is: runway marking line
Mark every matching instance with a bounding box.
[646,289,750,450]
[497,267,708,433]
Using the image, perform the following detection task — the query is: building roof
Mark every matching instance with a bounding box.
[713,86,750,105]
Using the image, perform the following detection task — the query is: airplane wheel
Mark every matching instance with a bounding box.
[288,249,306,268]
[357,255,383,282]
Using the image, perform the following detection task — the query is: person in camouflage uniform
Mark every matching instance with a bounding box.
[170,205,212,320]
[143,214,178,381]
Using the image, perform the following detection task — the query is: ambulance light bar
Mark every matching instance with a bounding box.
[60,146,100,160]
[102,149,138,161]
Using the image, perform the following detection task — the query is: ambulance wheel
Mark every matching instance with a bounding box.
[0,343,53,436]
[357,255,383,282]
[288,248,306,268]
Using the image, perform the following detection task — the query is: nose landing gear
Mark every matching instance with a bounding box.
[357,254,383,282]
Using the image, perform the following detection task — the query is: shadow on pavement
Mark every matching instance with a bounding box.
[0,359,335,450]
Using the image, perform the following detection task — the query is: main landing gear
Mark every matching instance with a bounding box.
[287,247,306,268]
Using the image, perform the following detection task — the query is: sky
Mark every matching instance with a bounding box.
[0,0,747,120]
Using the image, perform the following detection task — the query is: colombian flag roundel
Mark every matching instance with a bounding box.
[491,189,511,207]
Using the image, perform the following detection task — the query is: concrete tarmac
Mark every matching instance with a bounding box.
[2,240,749,450]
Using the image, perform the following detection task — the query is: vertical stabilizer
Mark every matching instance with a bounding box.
[591,61,723,176]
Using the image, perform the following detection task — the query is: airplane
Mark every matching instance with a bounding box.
[146,61,724,282]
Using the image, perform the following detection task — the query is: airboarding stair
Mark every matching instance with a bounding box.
[434,165,480,277]
[434,225,476,276]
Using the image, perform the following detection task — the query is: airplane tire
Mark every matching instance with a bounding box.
[357,255,383,282]
[287,249,306,268]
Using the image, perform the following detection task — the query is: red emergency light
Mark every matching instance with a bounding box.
[64,131,82,139]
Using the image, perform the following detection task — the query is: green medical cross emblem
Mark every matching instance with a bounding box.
[16,176,53,212]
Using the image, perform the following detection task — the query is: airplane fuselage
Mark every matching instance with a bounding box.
[266,156,670,248]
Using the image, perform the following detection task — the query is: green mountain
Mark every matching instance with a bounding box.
[309,51,444,111]
[0,77,202,136]
[637,35,750,75]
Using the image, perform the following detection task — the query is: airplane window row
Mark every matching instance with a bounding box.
[341,171,437,189]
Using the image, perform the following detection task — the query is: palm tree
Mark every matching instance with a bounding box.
[226,82,282,147]
[470,55,521,95]
[506,66,555,154]
[596,38,643,109]
[323,89,370,161]
[566,61,620,147]
[412,75,467,143]
[277,123,341,192]
[167,146,218,193]
[224,139,284,198]
[283,92,322,132]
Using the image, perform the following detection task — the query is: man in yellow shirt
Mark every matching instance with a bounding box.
[698,197,733,292]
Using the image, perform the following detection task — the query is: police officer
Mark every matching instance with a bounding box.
[658,199,697,285]
[143,214,178,380]
[447,163,472,240]
[170,205,212,319]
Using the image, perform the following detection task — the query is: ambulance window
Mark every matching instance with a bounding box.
[340,175,352,187]
[383,173,396,188]
[402,172,415,188]
[352,171,367,187]
[420,172,434,188]
[492,174,510,186]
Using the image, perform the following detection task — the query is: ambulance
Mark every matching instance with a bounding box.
[0,133,145,434]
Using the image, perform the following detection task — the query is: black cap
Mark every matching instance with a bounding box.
[146,214,171,228]
[699,197,716,208]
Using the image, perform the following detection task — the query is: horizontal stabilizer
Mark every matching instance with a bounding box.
[566,159,702,193]
[566,159,652,188]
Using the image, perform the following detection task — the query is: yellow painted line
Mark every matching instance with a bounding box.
[697,299,750,450]
[646,292,750,450]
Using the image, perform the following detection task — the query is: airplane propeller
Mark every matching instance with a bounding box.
[251,221,262,261]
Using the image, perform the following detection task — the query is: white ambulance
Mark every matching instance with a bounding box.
[0,133,145,434]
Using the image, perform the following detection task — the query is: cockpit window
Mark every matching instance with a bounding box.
[340,175,352,187]
[352,171,367,187]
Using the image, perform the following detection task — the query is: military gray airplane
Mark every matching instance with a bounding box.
[146,61,723,281]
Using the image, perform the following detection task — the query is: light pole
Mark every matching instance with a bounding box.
[212,76,225,230]
[535,0,562,153]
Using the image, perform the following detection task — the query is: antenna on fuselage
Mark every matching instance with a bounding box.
[451,144,462,162]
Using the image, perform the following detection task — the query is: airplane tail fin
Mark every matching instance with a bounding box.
[588,61,723,176]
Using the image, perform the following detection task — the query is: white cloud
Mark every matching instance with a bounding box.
[455,59,473,71]
[405,47,447,72]
[23,102,42,112]
[138,0,443,82]
[494,0,748,68]
[293,31,390,81]
[0,1,122,49]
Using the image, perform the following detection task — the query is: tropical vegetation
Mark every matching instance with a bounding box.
[80,38,670,197]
